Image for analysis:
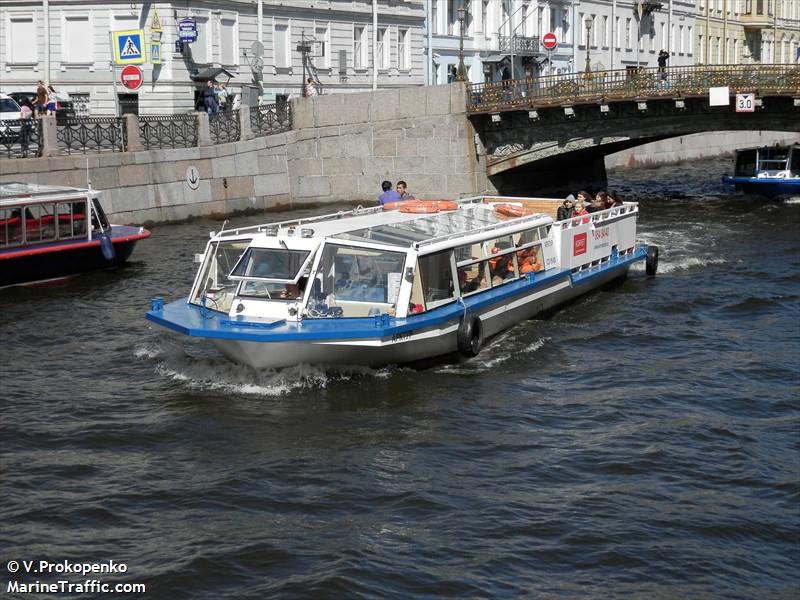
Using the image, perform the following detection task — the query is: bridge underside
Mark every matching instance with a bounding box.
[473,96,800,195]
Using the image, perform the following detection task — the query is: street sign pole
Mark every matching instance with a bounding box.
[108,30,120,117]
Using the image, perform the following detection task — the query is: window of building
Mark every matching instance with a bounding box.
[274,23,288,68]
[315,24,330,69]
[220,17,237,66]
[377,28,389,70]
[602,15,609,47]
[679,25,685,54]
[615,16,621,49]
[353,26,366,69]
[63,15,93,63]
[398,28,410,70]
[193,16,211,64]
[550,6,560,38]
[432,0,439,35]
[688,26,693,55]
[625,18,632,50]
[8,15,36,64]
[521,4,528,37]
[448,0,457,35]
[483,0,491,38]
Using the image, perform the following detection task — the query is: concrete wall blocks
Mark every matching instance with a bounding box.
[419,139,452,157]
[425,84,453,116]
[373,138,397,157]
[118,164,152,187]
[290,158,324,177]
[397,87,429,120]
[322,157,362,176]
[294,176,331,198]
[254,173,290,197]
[258,154,288,175]
[370,90,400,122]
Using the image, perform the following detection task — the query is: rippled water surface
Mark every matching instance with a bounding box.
[2,158,798,599]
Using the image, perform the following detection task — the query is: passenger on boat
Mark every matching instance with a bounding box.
[378,181,401,205]
[491,255,513,285]
[396,181,416,200]
[516,247,542,274]
[557,195,575,221]
[459,269,485,294]
[589,191,607,213]
[282,276,308,300]
[605,190,623,208]
[576,190,591,206]
[572,200,590,223]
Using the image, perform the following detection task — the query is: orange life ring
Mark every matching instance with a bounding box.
[399,201,441,214]
[494,204,532,218]
[383,201,411,211]
[431,200,458,211]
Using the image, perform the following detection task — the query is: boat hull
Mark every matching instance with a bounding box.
[722,175,800,198]
[149,255,639,370]
[0,226,150,287]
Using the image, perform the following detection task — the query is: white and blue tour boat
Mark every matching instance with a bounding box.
[722,143,800,198]
[0,182,150,287]
[147,197,658,369]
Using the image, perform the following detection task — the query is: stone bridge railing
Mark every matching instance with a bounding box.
[467,64,800,114]
[0,103,292,159]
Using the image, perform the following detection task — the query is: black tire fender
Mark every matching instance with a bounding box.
[646,245,659,276]
[457,312,484,357]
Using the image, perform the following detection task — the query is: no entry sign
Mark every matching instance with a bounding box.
[542,32,558,51]
[120,65,143,90]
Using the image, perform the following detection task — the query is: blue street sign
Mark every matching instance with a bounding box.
[112,29,145,64]
[178,18,197,43]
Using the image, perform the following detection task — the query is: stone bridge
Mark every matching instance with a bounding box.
[467,64,800,193]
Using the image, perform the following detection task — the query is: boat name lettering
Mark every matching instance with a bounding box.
[593,227,610,241]
[543,239,554,248]
[391,331,413,343]
[573,233,588,256]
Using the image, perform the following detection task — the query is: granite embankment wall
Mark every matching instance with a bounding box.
[0,84,484,224]
[606,130,800,168]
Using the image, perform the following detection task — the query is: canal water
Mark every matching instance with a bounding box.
[2,157,798,599]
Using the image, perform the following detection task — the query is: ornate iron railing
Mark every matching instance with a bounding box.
[209,109,241,145]
[0,119,42,159]
[57,117,126,154]
[139,114,198,150]
[250,102,293,137]
[467,64,800,113]
[498,35,542,56]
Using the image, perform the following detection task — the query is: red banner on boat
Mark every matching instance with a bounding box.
[573,233,587,256]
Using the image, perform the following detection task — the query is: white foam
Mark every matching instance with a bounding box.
[658,256,727,274]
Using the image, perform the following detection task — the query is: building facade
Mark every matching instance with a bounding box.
[425,0,698,85]
[695,0,800,65]
[0,0,426,115]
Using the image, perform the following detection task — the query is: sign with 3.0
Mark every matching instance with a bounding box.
[735,93,755,113]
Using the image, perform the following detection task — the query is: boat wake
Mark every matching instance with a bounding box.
[435,330,548,375]
[135,340,395,396]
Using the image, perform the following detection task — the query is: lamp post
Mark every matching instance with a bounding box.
[456,4,468,81]
[583,15,592,80]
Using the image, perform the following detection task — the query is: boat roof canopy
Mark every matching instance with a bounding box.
[218,199,555,253]
[0,182,96,206]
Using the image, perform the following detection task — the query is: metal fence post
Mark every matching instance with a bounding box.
[197,111,212,146]
[40,116,59,158]
[238,106,253,141]
[124,114,143,152]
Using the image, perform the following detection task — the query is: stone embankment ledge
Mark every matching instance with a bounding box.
[0,84,483,225]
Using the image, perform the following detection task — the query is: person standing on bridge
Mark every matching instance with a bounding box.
[658,50,670,73]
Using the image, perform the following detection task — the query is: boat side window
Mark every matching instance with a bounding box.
[514,228,545,274]
[56,202,87,239]
[0,208,24,246]
[417,250,457,310]
[790,148,800,177]
[190,239,250,314]
[90,198,110,232]
[24,204,58,243]
[308,243,407,318]
[485,235,518,286]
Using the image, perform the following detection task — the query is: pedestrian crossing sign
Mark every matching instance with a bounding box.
[150,41,162,65]
[113,29,145,65]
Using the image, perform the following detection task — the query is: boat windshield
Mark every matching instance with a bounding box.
[230,247,313,301]
[190,239,250,313]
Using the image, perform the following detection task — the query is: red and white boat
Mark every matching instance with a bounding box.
[0,182,150,287]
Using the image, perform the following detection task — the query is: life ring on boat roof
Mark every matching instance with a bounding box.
[493,203,532,218]
[457,311,484,358]
[646,245,659,276]
[399,201,440,214]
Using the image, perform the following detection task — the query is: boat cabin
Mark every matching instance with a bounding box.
[187,196,639,323]
[0,182,111,249]
[732,144,800,179]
